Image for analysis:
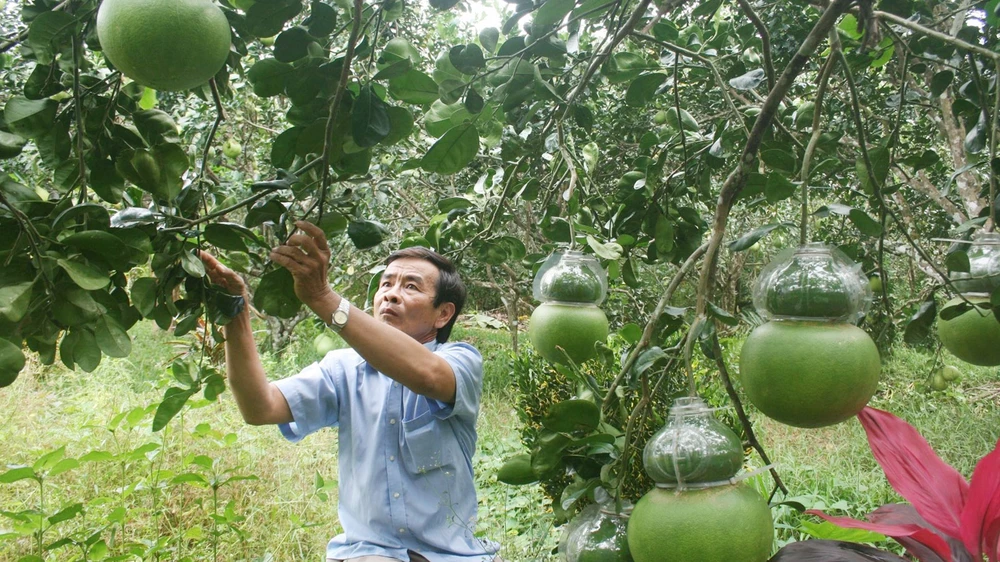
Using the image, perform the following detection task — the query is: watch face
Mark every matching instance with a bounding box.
[333,310,348,325]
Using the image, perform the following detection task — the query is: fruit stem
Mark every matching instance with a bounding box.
[318,0,364,226]
[683,315,703,396]
[990,59,999,232]
[711,334,789,495]
[798,47,837,246]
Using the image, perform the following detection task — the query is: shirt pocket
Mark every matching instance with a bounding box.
[401,411,448,474]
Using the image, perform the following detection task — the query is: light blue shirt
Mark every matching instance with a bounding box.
[273,340,499,562]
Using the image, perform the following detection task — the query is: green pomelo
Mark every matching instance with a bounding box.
[222,138,242,159]
[543,269,603,303]
[938,297,1000,367]
[528,303,608,365]
[627,484,773,562]
[97,0,232,91]
[574,515,633,562]
[313,333,338,356]
[739,321,880,428]
[0,338,25,388]
[497,453,537,485]
[765,278,852,319]
[941,365,961,382]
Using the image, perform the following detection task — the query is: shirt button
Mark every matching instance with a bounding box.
[393,492,400,499]
[398,528,405,534]
[389,455,395,462]
[389,418,397,425]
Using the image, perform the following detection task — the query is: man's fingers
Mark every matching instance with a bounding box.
[286,234,328,261]
[270,246,310,272]
[294,221,331,253]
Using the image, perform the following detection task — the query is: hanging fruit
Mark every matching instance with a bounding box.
[739,243,879,428]
[939,232,1000,367]
[528,250,609,365]
[560,497,634,562]
[641,397,743,485]
[627,397,773,562]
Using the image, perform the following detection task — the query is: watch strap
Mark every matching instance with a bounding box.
[327,297,350,333]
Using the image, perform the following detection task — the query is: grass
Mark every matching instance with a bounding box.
[0,319,997,561]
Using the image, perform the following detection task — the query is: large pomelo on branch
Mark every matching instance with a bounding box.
[627,484,773,562]
[938,296,1000,367]
[96,0,232,91]
[739,321,880,428]
[528,303,608,365]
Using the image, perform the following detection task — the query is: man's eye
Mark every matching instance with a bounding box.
[407,284,418,290]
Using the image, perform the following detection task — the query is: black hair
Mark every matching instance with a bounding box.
[385,247,466,343]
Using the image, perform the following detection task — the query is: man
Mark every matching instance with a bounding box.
[199,221,500,562]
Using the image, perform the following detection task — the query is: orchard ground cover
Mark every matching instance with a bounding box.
[1,318,997,561]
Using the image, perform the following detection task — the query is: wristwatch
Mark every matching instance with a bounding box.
[327,297,350,333]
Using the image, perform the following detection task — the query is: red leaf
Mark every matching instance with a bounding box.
[960,439,1000,561]
[858,407,969,538]
[808,508,953,562]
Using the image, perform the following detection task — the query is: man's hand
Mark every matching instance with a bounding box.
[199,250,248,299]
[270,221,334,308]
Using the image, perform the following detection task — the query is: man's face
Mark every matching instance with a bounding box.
[373,257,455,343]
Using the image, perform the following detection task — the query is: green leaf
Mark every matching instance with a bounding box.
[0,338,26,388]
[57,259,110,290]
[848,208,883,237]
[205,223,261,253]
[152,387,197,432]
[0,276,33,323]
[729,222,790,251]
[633,346,668,377]
[857,144,890,193]
[61,231,130,264]
[351,85,391,148]
[421,123,479,175]
[4,97,57,138]
[586,235,622,260]
[27,11,76,65]
[133,110,180,145]
[0,466,36,483]
[764,172,797,203]
[246,0,302,37]
[624,73,667,107]
[930,70,953,97]
[110,207,161,228]
[253,268,301,318]
[899,149,939,172]
[542,399,600,433]
[72,329,102,372]
[800,521,887,543]
[534,0,575,26]
[729,68,766,91]
[707,301,739,326]
[838,14,863,40]
[305,1,337,37]
[46,459,79,479]
[945,249,970,274]
[130,278,157,317]
[347,220,388,250]
[903,298,936,345]
[0,130,26,160]
[449,44,485,74]
[274,26,312,63]
[387,70,439,105]
[94,315,131,358]
[479,27,500,53]
[761,148,797,174]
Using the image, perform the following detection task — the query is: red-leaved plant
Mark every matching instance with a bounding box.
[799,406,1000,562]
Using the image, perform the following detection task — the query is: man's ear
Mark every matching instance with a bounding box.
[435,302,456,329]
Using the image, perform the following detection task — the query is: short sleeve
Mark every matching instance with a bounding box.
[273,354,344,442]
[427,342,483,423]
